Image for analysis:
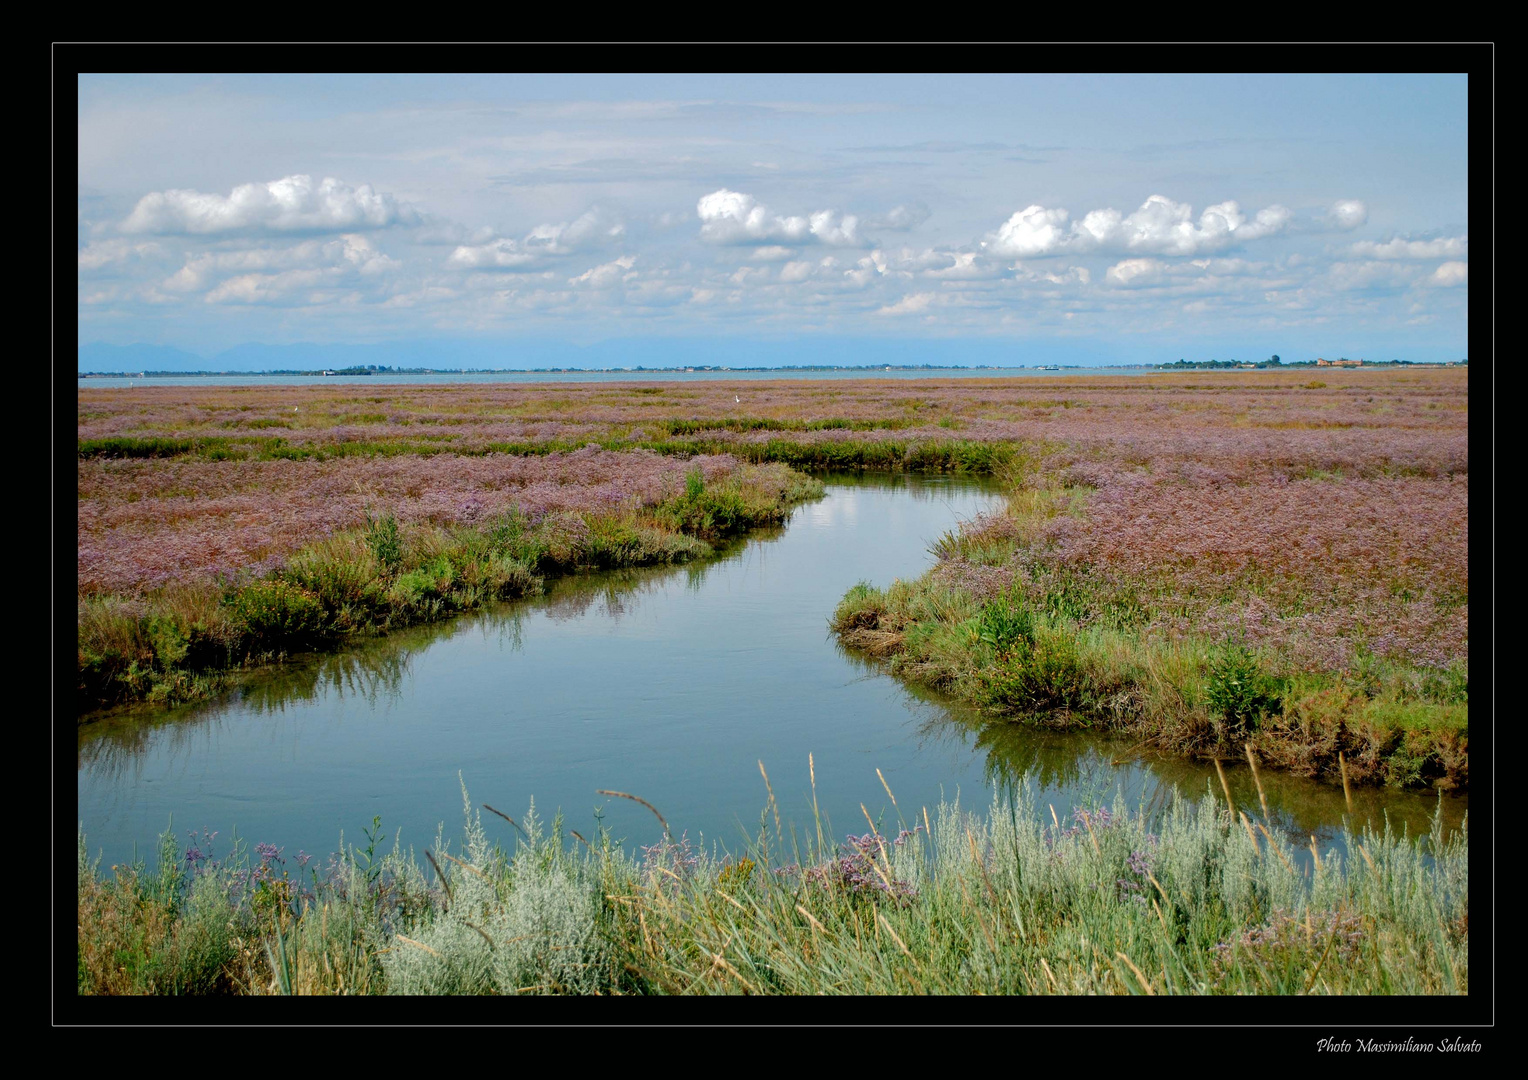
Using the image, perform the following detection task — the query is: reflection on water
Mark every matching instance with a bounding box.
[78,471,1464,870]
[78,538,759,769]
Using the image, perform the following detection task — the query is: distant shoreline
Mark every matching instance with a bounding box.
[78,363,1114,377]
[77,360,1466,379]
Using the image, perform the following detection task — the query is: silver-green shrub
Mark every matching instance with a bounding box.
[380,780,608,995]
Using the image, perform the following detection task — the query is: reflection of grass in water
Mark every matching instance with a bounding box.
[1138,749,1467,843]
[78,519,785,771]
[812,469,1006,502]
[78,632,434,778]
[536,525,779,621]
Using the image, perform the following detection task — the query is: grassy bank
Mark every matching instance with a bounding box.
[76,778,1467,996]
[80,431,1015,474]
[78,461,822,712]
[831,450,1467,791]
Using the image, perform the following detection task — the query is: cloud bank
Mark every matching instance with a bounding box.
[122,175,418,235]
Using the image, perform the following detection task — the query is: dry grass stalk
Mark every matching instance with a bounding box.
[437,850,490,880]
[1214,758,1236,820]
[1239,811,1261,853]
[596,789,669,835]
[795,905,827,934]
[461,919,495,948]
[1116,951,1157,995]
[482,804,530,841]
[396,934,441,958]
[714,889,748,915]
[1256,823,1296,873]
[1244,743,1271,821]
[424,850,452,905]
[758,760,781,842]
[860,802,896,879]
[877,911,915,961]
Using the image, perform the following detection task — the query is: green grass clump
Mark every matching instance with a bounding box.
[78,588,241,708]
[228,578,329,647]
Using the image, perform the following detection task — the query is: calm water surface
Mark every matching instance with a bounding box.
[78,473,1464,866]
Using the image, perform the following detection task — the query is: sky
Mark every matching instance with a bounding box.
[75,72,1471,367]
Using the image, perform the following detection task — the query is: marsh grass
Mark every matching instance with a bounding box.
[78,431,1018,474]
[832,572,1466,790]
[830,422,1468,790]
[76,775,1467,996]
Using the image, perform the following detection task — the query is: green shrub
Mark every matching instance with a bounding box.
[386,569,437,612]
[144,614,191,668]
[1205,644,1284,733]
[284,536,384,612]
[229,579,327,647]
[977,596,1035,653]
[364,513,402,571]
[981,629,1090,713]
[1420,664,1468,705]
[484,553,540,598]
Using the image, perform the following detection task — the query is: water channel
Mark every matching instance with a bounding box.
[77,472,1465,869]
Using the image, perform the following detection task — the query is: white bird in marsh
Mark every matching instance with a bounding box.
[735,395,740,403]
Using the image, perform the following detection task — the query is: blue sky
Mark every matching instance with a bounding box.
[76,73,1469,366]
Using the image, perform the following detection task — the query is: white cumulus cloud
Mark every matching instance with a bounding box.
[1429,261,1468,287]
[448,208,625,271]
[1105,258,1169,288]
[77,238,168,270]
[986,195,1293,258]
[164,235,396,294]
[925,251,1004,279]
[524,207,625,254]
[1349,235,1468,259]
[877,292,935,315]
[865,203,931,231]
[569,255,636,288]
[448,238,538,270]
[696,188,861,246]
[121,174,417,235]
[989,205,1072,257]
[1327,200,1369,231]
[1326,261,1422,291]
[204,268,330,304]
